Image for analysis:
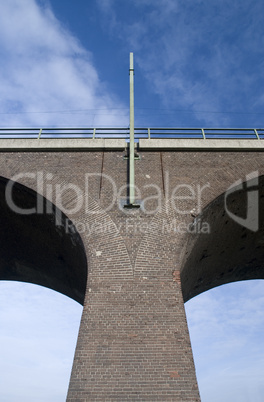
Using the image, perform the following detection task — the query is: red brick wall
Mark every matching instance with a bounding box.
[1,150,264,400]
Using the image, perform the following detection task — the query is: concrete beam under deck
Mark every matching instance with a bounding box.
[0,138,127,151]
[0,138,264,151]
[139,138,264,151]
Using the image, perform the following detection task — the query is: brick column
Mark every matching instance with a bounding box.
[67,274,200,401]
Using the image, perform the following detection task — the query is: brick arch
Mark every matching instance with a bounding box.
[0,152,133,286]
[181,173,264,301]
[3,149,264,400]
[0,176,87,304]
[134,170,264,298]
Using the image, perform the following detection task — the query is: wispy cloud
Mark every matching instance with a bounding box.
[97,0,264,127]
[0,0,128,127]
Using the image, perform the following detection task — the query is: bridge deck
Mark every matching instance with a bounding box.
[0,137,264,151]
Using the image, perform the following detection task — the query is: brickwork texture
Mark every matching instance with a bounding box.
[1,149,264,400]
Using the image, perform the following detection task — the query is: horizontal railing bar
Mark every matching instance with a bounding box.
[0,127,129,131]
[204,134,257,136]
[0,127,262,131]
[140,127,263,131]
[0,127,263,130]
[148,134,203,137]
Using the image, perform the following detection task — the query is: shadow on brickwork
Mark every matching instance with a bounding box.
[0,176,87,304]
[182,174,264,301]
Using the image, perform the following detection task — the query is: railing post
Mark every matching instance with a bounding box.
[254,129,260,140]
[201,128,206,140]
[148,128,151,139]
[38,128,42,139]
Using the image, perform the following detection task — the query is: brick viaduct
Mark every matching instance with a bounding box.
[1,137,264,401]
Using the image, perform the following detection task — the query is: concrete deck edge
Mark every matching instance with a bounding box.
[0,138,127,151]
[138,138,264,151]
[0,138,264,152]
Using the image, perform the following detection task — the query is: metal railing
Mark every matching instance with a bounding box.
[0,127,263,140]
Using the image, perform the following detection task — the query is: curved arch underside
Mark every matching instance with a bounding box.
[182,175,264,302]
[0,177,87,304]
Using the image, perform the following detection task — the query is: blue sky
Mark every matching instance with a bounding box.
[185,280,264,402]
[0,282,82,402]
[0,0,264,128]
[0,0,264,401]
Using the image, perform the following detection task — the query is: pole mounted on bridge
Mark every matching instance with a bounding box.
[125,52,140,208]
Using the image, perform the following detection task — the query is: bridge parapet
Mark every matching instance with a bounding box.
[0,127,264,151]
[1,136,264,400]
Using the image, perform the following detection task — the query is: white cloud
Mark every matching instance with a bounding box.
[0,0,128,127]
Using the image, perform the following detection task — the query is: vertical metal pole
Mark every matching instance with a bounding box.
[129,52,135,205]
